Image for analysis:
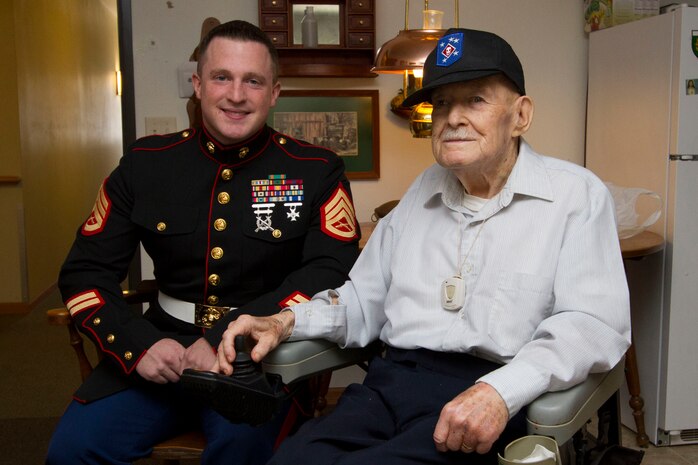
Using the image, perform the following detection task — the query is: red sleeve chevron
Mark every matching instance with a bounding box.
[279,291,311,308]
[66,289,105,317]
[81,179,111,236]
[320,184,358,242]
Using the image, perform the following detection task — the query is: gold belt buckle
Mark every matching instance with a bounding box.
[194,304,231,328]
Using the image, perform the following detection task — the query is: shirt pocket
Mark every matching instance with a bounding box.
[131,201,200,235]
[131,202,201,267]
[488,271,554,355]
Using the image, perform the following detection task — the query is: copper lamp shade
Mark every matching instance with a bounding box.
[371,29,444,74]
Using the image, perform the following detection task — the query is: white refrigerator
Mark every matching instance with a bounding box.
[586,5,698,446]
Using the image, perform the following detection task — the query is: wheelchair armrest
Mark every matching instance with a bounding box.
[526,359,625,444]
[262,339,378,385]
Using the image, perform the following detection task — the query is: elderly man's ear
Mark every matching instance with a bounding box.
[512,95,534,137]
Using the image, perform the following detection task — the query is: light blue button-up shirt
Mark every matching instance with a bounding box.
[290,140,631,416]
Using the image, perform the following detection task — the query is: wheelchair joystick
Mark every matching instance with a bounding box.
[180,335,285,425]
[231,335,257,378]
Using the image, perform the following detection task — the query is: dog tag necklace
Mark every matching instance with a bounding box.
[441,217,488,311]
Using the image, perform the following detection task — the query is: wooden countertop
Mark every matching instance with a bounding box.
[619,231,664,259]
[359,222,376,250]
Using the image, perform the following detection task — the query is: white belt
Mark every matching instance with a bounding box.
[158,291,235,328]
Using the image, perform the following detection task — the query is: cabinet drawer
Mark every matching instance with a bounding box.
[348,15,373,30]
[261,14,287,30]
[265,32,288,47]
[261,0,287,11]
[347,32,373,48]
[348,0,373,13]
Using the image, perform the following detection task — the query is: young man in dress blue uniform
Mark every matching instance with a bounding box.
[215,28,631,464]
[46,20,359,465]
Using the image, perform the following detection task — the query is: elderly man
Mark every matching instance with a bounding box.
[216,28,631,464]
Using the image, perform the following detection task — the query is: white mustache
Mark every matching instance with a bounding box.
[441,128,471,141]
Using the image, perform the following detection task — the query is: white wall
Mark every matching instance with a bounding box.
[131,0,589,223]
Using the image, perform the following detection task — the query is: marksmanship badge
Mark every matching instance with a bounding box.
[251,175,304,232]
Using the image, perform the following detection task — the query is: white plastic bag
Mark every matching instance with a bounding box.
[605,182,662,239]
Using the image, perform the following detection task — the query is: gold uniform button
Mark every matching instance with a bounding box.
[218,192,230,204]
[208,274,220,286]
[107,334,115,343]
[206,141,215,153]
[181,130,190,138]
[211,247,224,259]
[93,317,101,326]
[272,229,282,238]
[207,295,219,305]
[124,351,133,360]
[214,218,227,231]
[279,137,287,145]
[239,147,249,158]
[221,169,233,181]
[156,222,167,232]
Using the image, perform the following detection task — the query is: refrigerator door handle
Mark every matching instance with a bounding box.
[669,154,698,161]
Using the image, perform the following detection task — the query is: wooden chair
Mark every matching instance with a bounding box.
[47,281,206,464]
[47,281,354,464]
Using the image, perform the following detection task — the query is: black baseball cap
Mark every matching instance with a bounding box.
[402,28,525,107]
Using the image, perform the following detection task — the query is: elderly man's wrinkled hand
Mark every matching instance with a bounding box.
[217,311,295,375]
[433,382,509,455]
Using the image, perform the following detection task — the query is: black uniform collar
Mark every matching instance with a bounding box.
[198,125,274,166]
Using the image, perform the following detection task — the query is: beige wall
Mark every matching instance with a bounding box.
[1,0,122,306]
[131,0,589,223]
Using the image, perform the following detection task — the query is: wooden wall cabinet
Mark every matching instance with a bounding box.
[259,0,377,78]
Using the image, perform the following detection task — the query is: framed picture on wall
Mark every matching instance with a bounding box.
[267,90,380,179]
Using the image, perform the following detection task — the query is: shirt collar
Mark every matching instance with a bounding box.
[431,138,555,215]
[503,139,554,203]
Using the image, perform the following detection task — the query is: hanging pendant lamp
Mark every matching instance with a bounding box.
[372,1,459,137]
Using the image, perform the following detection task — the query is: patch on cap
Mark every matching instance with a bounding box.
[437,32,463,67]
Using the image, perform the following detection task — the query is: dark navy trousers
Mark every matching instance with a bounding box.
[269,348,527,465]
[45,382,291,465]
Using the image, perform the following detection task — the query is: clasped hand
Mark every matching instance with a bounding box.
[135,337,217,383]
[134,311,294,383]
